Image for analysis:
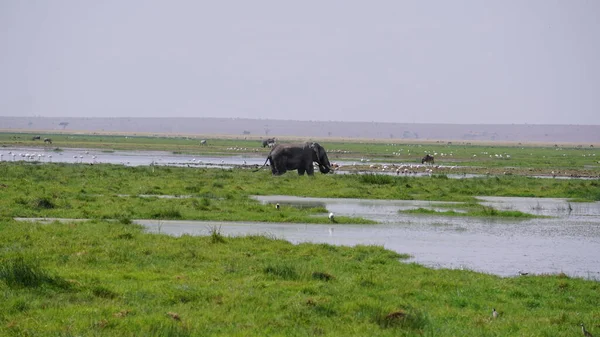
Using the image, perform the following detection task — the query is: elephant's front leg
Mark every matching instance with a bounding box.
[306,162,315,176]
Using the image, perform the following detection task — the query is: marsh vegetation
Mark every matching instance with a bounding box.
[1,132,599,336]
[2,132,599,178]
[1,220,599,336]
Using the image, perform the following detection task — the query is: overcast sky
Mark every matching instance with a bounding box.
[1,1,599,125]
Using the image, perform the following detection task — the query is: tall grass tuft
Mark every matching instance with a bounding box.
[263,264,299,280]
[33,197,55,209]
[151,207,182,219]
[0,257,69,289]
[208,225,226,243]
[92,285,119,299]
[146,323,191,337]
[312,271,335,281]
[358,174,395,185]
[374,308,430,331]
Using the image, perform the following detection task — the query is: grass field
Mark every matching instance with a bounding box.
[0,163,598,223]
[1,131,599,336]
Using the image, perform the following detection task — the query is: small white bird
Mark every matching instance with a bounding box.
[518,270,529,276]
[328,213,335,222]
[492,308,498,319]
[275,203,280,210]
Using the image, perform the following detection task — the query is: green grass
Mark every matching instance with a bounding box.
[1,135,599,335]
[400,207,537,218]
[0,219,597,336]
[402,201,543,218]
[0,257,71,289]
[0,163,598,225]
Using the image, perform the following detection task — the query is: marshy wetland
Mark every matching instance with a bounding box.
[1,132,599,336]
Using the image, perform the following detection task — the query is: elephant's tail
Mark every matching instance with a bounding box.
[253,156,270,172]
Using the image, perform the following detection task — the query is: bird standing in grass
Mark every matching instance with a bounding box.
[581,323,593,337]
[328,213,335,222]
[275,203,280,210]
[492,308,498,319]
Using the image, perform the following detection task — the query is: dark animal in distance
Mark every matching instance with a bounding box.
[32,135,41,140]
[421,154,434,164]
[262,138,276,148]
[43,138,52,144]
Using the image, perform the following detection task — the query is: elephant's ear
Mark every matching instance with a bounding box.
[311,143,323,163]
[309,142,318,158]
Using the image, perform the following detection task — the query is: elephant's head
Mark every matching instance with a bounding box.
[311,142,332,174]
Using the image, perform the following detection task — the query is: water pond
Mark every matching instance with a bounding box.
[136,196,600,280]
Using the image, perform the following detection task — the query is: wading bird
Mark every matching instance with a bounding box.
[581,323,593,337]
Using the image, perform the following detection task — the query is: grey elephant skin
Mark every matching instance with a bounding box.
[259,142,332,176]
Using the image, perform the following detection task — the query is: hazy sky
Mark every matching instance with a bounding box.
[1,1,599,125]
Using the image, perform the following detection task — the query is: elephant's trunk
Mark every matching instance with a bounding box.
[318,155,332,174]
[319,164,331,174]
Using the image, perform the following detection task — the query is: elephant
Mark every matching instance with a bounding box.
[257,142,332,176]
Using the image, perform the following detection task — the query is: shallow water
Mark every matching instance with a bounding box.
[0,147,266,167]
[133,196,600,280]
